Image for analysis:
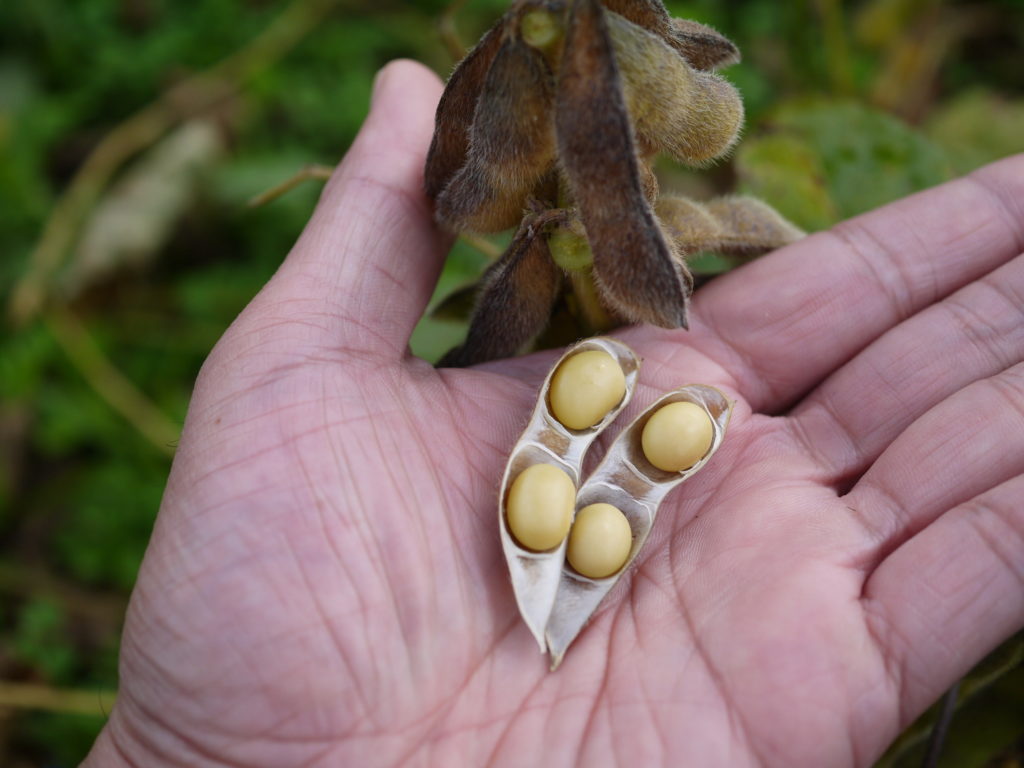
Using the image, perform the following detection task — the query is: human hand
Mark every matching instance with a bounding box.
[84,60,1024,767]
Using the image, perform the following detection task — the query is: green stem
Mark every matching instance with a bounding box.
[567,269,614,335]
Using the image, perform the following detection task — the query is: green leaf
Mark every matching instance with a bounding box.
[735,132,838,231]
[13,598,76,681]
[926,89,1024,175]
[736,101,953,231]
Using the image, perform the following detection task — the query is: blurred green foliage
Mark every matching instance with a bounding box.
[0,0,1022,764]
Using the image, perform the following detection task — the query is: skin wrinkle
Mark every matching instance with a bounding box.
[850,363,1024,556]
[323,449,403,722]
[861,594,936,727]
[294,397,374,730]
[788,255,1024,483]
[350,377,430,691]
[574,617,615,764]
[672,576,768,767]
[784,400,861,484]
[404,409,483,639]
[486,664,577,766]
[828,225,916,323]
[335,438,418,703]
[120,684,241,768]
[964,496,1024,591]
[393,619,521,765]
[964,173,1024,256]
[945,291,1021,374]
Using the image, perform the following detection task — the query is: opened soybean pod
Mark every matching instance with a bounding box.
[545,385,733,669]
[498,338,640,652]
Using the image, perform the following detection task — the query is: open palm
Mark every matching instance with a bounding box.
[85,62,1024,768]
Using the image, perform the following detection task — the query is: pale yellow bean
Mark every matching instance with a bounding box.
[641,401,713,472]
[567,503,632,579]
[549,350,626,430]
[506,463,575,551]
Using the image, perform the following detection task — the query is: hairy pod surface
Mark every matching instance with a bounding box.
[426,0,801,366]
[608,10,743,164]
[556,0,690,328]
[438,216,562,367]
[657,195,804,255]
[425,20,506,200]
[435,35,557,232]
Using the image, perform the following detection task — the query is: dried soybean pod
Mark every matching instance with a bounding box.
[439,217,562,368]
[425,18,506,200]
[601,0,739,70]
[546,385,732,669]
[435,35,557,233]
[656,195,804,257]
[606,11,743,166]
[668,19,741,71]
[556,0,690,329]
[498,337,640,652]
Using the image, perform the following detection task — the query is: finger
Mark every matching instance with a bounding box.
[845,362,1024,556]
[861,473,1024,725]
[267,60,448,358]
[788,252,1024,484]
[691,154,1024,412]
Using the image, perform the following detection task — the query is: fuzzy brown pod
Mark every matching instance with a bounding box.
[426,0,763,367]
[545,385,733,669]
[498,337,640,651]
[656,195,805,256]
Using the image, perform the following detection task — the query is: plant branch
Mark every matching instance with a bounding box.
[439,0,472,62]
[0,682,117,717]
[248,163,336,207]
[45,305,179,456]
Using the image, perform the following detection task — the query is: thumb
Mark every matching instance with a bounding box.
[264,59,449,359]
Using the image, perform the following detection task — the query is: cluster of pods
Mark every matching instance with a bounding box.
[425,0,802,366]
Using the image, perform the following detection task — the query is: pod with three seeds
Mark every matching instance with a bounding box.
[545,385,733,668]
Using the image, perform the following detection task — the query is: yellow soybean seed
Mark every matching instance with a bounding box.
[641,401,713,472]
[549,350,626,430]
[567,503,632,579]
[506,463,575,551]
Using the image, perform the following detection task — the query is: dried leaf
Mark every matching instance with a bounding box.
[556,0,689,328]
[607,10,743,165]
[424,18,506,200]
[435,35,558,232]
[600,0,740,70]
[63,120,223,297]
[438,218,561,367]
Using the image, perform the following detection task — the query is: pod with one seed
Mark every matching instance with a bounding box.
[499,337,640,652]
[546,385,732,669]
